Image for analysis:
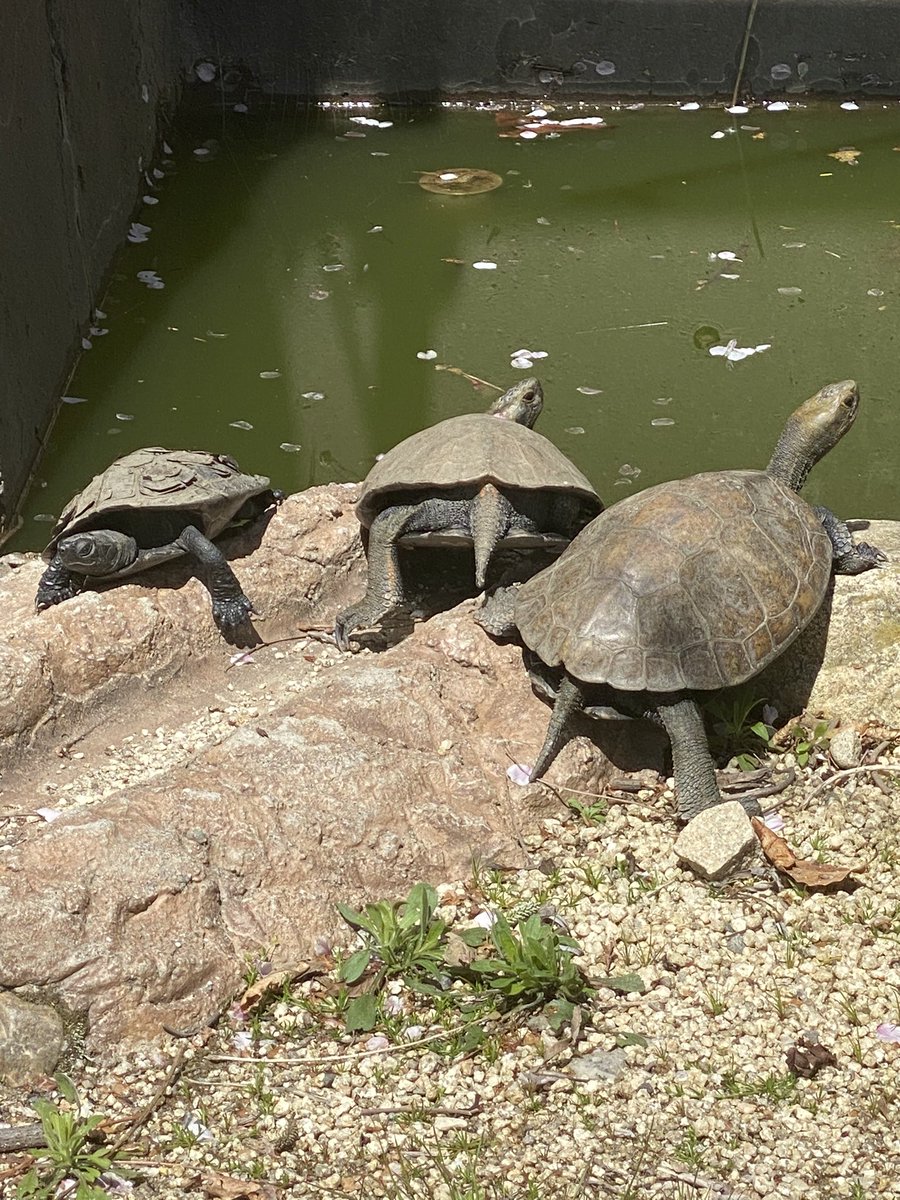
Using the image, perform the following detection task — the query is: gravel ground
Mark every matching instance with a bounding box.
[3,731,899,1200]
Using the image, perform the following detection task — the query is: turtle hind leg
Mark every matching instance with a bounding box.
[528,673,586,782]
[334,502,425,651]
[36,556,83,609]
[176,524,253,635]
[655,696,761,822]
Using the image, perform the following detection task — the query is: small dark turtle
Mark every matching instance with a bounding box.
[478,380,884,821]
[334,379,602,650]
[36,447,278,635]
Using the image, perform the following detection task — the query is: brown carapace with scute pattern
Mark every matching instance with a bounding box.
[514,469,833,693]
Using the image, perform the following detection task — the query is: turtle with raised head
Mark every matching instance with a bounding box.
[334,379,603,650]
[36,447,278,635]
[477,380,884,821]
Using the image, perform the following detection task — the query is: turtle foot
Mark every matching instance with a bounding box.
[855,541,887,569]
[213,593,255,633]
[35,581,80,610]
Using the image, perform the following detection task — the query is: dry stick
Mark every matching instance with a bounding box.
[224,627,335,670]
[731,0,760,108]
[804,763,900,805]
[356,1098,482,1118]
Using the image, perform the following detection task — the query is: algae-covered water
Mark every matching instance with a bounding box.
[12,100,900,549]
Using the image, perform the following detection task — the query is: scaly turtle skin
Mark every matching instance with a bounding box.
[477,380,884,822]
[36,448,278,636]
[334,379,602,650]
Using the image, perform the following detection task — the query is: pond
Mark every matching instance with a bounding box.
[12,99,900,549]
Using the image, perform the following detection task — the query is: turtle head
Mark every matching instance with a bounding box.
[766,380,859,493]
[488,378,544,428]
[55,529,139,576]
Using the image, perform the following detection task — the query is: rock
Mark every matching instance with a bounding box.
[673,801,758,881]
[0,992,65,1086]
[568,1047,628,1082]
[829,726,863,769]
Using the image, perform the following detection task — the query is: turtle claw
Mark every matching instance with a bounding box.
[35,583,80,610]
[856,541,887,567]
[213,593,255,633]
[333,609,362,653]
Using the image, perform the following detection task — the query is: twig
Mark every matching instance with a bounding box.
[804,763,900,805]
[0,1122,46,1153]
[731,0,760,108]
[433,363,503,391]
[106,1045,186,1156]
[721,767,796,804]
[224,627,335,669]
[356,1098,482,1118]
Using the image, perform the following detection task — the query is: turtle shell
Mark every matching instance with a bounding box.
[513,469,833,693]
[356,413,599,527]
[43,448,272,562]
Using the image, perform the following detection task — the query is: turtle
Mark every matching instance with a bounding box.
[333,378,603,650]
[36,447,279,635]
[476,380,884,822]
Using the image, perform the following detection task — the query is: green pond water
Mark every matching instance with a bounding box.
[12,100,900,550]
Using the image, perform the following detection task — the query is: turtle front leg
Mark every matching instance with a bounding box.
[656,696,761,822]
[528,673,586,782]
[334,503,422,651]
[36,556,83,609]
[176,525,254,634]
[474,584,521,639]
[814,506,886,575]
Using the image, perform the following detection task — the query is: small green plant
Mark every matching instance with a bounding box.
[720,1070,797,1102]
[786,719,837,767]
[563,793,608,826]
[673,1125,707,1172]
[706,687,775,770]
[338,882,449,987]
[464,913,592,1008]
[702,984,728,1016]
[16,1074,125,1200]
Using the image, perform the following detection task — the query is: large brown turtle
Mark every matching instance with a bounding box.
[477,380,884,821]
[334,379,603,650]
[36,448,278,635]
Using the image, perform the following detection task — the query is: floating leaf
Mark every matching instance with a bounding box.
[828,146,861,165]
[230,420,254,430]
[279,442,302,453]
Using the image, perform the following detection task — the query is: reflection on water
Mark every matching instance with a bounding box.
[12,101,900,549]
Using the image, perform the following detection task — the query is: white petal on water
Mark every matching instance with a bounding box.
[115,413,135,421]
[377,121,393,129]
[439,172,459,181]
[472,260,498,270]
[322,263,345,272]
[536,216,551,225]
[259,370,282,379]
[618,463,641,478]
[416,350,437,360]
[651,417,676,426]
[510,356,534,369]
[716,251,739,260]
[309,289,330,300]
[367,225,384,233]
[206,330,229,338]
[193,147,211,157]
[142,195,159,205]
[301,391,325,400]
[370,151,390,156]
[94,308,107,319]
[81,337,92,350]
[782,242,807,249]
[230,420,254,430]
[720,273,741,280]
[520,130,538,139]
[841,101,860,111]
[529,350,548,359]
[152,167,165,179]
[754,343,772,352]
[141,84,149,103]
[233,103,249,114]
[529,108,548,118]
[62,396,89,404]
[867,288,885,297]
[195,61,217,82]
[565,426,585,434]
[710,130,727,140]
[777,286,802,296]
[726,104,750,114]
[653,396,673,405]
[679,102,700,111]
[708,345,729,357]
[279,442,303,452]
[34,513,57,522]
[162,141,173,155]
[766,101,790,111]
[576,386,603,395]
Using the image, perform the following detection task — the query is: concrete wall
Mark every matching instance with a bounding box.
[180,0,900,100]
[0,1,181,539]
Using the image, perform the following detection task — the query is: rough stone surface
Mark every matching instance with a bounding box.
[0,497,897,1055]
[568,1047,628,1082]
[0,992,65,1087]
[673,801,759,881]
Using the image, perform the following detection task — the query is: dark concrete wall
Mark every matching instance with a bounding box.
[180,0,900,100]
[0,1,181,539]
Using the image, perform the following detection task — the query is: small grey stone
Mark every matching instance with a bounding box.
[829,727,863,769]
[674,801,758,881]
[569,1047,628,1082]
[0,992,65,1086]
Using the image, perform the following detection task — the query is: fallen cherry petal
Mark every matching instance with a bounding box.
[365,1035,390,1051]
[507,763,532,785]
[876,1023,900,1042]
[764,811,786,832]
[416,350,438,360]
[229,651,256,666]
[35,807,62,822]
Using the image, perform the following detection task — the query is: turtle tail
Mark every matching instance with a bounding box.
[471,483,511,589]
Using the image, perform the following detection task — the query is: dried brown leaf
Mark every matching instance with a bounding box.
[751,818,863,888]
[196,1169,280,1199]
[239,961,324,1013]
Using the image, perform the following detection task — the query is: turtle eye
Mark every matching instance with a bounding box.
[842,394,857,409]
